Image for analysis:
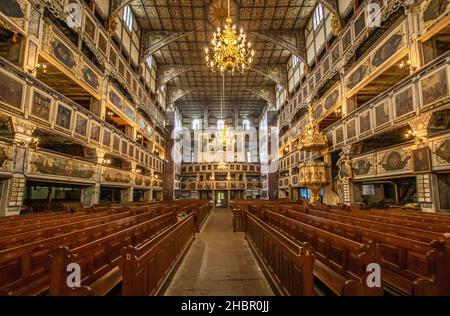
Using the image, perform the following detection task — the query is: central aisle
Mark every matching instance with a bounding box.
[164,207,274,296]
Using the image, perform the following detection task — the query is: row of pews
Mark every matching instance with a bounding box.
[231,200,450,296]
[0,200,211,296]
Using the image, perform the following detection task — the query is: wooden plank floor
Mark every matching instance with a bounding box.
[164,207,274,296]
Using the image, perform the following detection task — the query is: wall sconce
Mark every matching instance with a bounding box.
[27,137,39,148]
[335,107,342,116]
[399,60,416,72]
[136,134,143,141]
[102,158,111,165]
[29,63,47,75]
[135,169,142,174]
[106,111,114,119]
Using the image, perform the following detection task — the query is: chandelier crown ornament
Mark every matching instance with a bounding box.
[205,0,254,74]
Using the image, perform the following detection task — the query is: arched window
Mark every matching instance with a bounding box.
[217,119,225,130]
[243,119,250,130]
[292,55,300,68]
[247,151,251,162]
[123,5,134,31]
[313,3,324,31]
[146,56,153,68]
[192,119,201,130]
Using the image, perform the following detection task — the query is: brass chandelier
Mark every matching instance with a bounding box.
[216,73,234,146]
[205,0,254,74]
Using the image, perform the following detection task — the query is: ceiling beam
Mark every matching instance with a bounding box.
[157,65,197,87]
[251,31,307,64]
[244,86,276,105]
[168,86,198,105]
[250,64,287,88]
[140,31,194,64]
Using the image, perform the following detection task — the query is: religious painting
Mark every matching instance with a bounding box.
[83,14,96,42]
[0,116,13,136]
[342,29,352,52]
[75,114,88,137]
[124,106,135,120]
[314,104,323,120]
[379,150,409,171]
[324,89,339,110]
[109,47,117,66]
[323,56,330,74]
[109,90,122,108]
[52,39,76,70]
[420,67,448,107]
[308,78,314,92]
[0,0,26,29]
[81,65,99,90]
[90,122,101,143]
[0,71,24,110]
[31,153,95,179]
[429,110,450,130]
[0,0,24,18]
[347,64,368,90]
[359,111,371,134]
[27,41,38,71]
[31,91,52,122]
[102,129,111,147]
[423,0,449,23]
[372,34,403,67]
[126,70,131,85]
[113,135,120,151]
[335,126,344,144]
[97,32,107,55]
[346,119,357,140]
[352,158,373,176]
[434,138,450,164]
[326,132,334,147]
[375,100,390,127]
[28,8,41,38]
[121,140,128,155]
[128,144,134,158]
[315,70,321,84]
[331,44,340,64]
[394,86,414,119]
[118,60,125,76]
[103,170,131,184]
[303,85,308,99]
[55,103,72,130]
[354,11,366,38]
[412,147,432,173]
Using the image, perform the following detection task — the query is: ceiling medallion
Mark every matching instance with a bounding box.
[205,0,254,74]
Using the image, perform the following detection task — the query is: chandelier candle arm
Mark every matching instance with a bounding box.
[205,0,254,74]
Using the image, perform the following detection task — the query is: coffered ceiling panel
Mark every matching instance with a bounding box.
[129,0,316,118]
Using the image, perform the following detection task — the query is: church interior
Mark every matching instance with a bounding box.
[0,0,449,297]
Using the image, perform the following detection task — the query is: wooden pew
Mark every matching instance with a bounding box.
[245,211,315,296]
[262,210,383,296]
[49,212,177,296]
[0,210,137,250]
[311,206,450,233]
[0,209,171,296]
[120,213,195,296]
[282,209,449,295]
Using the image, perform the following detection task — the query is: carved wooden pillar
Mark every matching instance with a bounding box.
[3,118,36,215]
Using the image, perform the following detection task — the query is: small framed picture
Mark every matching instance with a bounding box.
[412,147,432,173]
